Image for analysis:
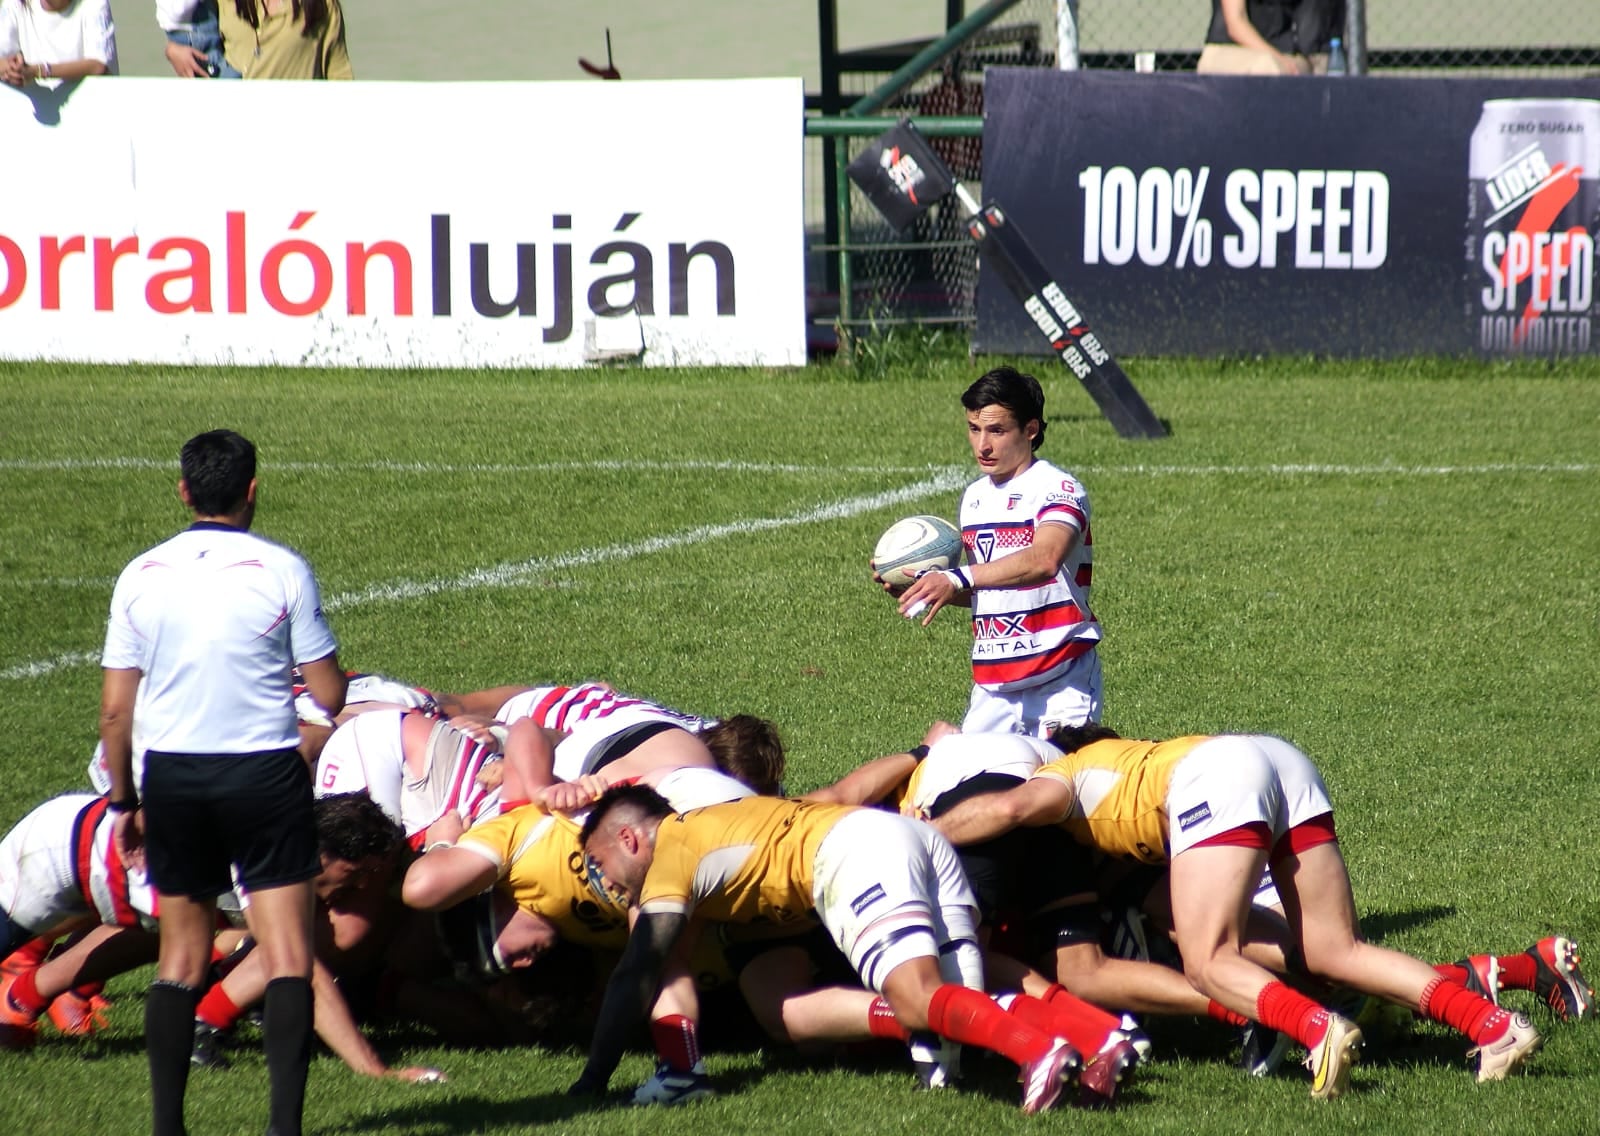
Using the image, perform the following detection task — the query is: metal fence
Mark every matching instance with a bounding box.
[805,0,1600,347]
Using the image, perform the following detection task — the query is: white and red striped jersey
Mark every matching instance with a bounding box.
[294,671,439,728]
[496,685,713,779]
[314,710,499,848]
[0,794,157,935]
[960,459,1099,692]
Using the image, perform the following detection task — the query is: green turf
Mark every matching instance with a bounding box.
[1,353,1598,1134]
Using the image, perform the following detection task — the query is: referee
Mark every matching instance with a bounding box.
[99,430,346,1136]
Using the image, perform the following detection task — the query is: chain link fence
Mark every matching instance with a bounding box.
[806,0,1600,346]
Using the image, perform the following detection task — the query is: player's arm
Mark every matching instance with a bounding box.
[802,750,920,806]
[571,909,689,1095]
[400,844,497,910]
[99,666,141,805]
[433,685,532,720]
[930,777,1074,845]
[500,718,561,806]
[298,652,348,722]
[898,520,1078,626]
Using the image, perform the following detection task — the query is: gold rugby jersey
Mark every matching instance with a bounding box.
[458,804,628,947]
[1031,736,1210,865]
[637,796,853,927]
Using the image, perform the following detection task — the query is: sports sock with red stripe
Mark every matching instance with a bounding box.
[867,997,910,1041]
[926,984,1054,1066]
[1255,981,1331,1049]
[1420,977,1510,1045]
[650,1013,701,1072]
[1002,985,1118,1054]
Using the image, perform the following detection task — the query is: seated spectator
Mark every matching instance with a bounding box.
[1197,0,1343,76]
[218,0,350,80]
[157,0,238,78]
[0,0,117,87]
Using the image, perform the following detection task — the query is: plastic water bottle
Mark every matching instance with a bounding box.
[1327,36,1348,75]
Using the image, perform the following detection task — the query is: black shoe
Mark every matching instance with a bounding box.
[191,1019,231,1069]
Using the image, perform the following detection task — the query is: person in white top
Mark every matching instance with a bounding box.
[100,428,346,1136]
[888,367,1103,736]
[0,0,117,88]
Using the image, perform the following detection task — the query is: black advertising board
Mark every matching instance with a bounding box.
[975,71,1600,357]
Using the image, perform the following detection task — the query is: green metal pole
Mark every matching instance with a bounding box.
[805,116,983,137]
[846,0,1022,117]
[833,133,853,358]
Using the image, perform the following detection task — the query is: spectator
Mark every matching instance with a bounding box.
[157,0,238,78]
[218,0,350,80]
[0,0,118,88]
[1197,0,1345,76]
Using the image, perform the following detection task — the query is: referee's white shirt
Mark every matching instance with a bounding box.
[101,522,337,756]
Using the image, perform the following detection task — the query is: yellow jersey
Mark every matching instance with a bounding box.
[637,796,853,928]
[457,804,628,948]
[1031,736,1209,865]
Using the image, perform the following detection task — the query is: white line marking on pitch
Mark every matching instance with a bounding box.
[3,457,1595,479]
[0,469,969,682]
[0,457,948,477]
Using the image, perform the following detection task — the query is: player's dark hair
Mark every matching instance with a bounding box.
[314,792,404,863]
[580,783,673,846]
[701,715,786,796]
[962,366,1047,451]
[1047,722,1122,754]
[180,429,256,516]
[232,0,329,37]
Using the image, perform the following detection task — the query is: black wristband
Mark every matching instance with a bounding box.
[908,744,930,762]
[106,796,140,814]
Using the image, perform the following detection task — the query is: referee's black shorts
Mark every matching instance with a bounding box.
[142,747,319,899]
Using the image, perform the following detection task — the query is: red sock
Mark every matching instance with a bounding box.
[1206,999,1250,1027]
[196,984,245,1031]
[1419,978,1510,1045]
[650,1013,700,1072]
[1433,962,1471,985]
[7,968,50,1016]
[69,981,105,1000]
[867,997,910,1041]
[1,937,52,973]
[927,984,1053,1066]
[1496,953,1538,993]
[1003,986,1119,1054]
[1255,981,1331,1049]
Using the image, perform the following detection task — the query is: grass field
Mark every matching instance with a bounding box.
[1,352,1598,1135]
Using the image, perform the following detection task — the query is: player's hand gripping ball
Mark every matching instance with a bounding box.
[871,515,963,589]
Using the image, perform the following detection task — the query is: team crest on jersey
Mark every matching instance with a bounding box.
[1006,494,1022,511]
[974,531,996,562]
[1177,802,1213,832]
[849,883,887,916]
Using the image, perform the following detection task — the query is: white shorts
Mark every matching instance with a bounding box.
[810,810,981,992]
[1166,735,1334,859]
[961,649,1102,738]
[652,767,753,812]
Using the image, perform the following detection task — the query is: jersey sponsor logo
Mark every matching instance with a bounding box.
[849,882,887,916]
[974,531,996,562]
[1006,494,1023,511]
[973,613,1031,640]
[1177,802,1213,832]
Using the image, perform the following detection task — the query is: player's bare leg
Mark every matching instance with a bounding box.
[1171,842,1361,1099]
[1275,837,1539,1083]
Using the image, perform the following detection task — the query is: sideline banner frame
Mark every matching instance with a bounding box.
[0,78,806,368]
[975,70,1600,358]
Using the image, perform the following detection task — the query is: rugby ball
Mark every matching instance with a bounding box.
[871,515,963,588]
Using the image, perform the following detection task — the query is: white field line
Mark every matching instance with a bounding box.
[4,457,1596,682]
[0,457,949,477]
[2,457,1595,479]
[0,469,969,683]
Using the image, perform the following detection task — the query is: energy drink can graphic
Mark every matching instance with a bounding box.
[1467,98,1600,355]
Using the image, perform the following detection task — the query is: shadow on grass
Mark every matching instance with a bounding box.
[328,1063,779,1134]
[1360,903,1457,943]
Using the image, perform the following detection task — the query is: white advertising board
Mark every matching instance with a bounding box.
[0,77,805,367]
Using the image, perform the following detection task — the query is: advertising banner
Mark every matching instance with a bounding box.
[0,78,805,368]
[976,71,1600,358]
